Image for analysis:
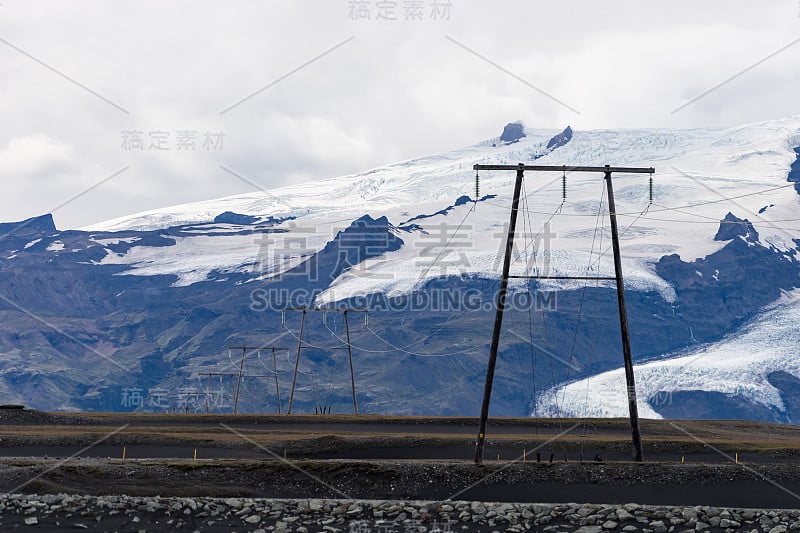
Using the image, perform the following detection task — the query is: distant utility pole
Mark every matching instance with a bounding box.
[181,392,207,414]
[198,372,237,413]
[197,371,274,414]
[472,163,654,465]
[228,346,289,414]
[282,307,367,415]
[267,347,285,414]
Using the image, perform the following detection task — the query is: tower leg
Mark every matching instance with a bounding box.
[604,167,644,462]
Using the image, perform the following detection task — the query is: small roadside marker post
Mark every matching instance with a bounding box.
[122,447,126,463]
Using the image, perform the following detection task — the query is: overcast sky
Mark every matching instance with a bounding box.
[1,1,799,229]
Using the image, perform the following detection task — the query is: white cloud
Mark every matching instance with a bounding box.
[1,1,799,228]
[0,135,76,180]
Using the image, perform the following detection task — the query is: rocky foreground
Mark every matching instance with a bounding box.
[0,494,799,533]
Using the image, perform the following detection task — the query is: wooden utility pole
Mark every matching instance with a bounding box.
[199,370,278,413]
[182,392,207,414]
[228,345,289,414]
[284,307,367,415]
[472,163,654,464]
[267,348,285,414]
[474,163,525,464]
[604,167,643,461]
[287,310,307,415]
[343,310,359,415]
[199,372,236,413]
[233,347,247,414]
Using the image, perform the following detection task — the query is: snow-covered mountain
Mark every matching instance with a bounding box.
[2,117,800,419]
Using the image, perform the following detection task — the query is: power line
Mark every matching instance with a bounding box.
[364,324,480,358]
[283,308,364,415]
[481,182,797,218]
[228,346,288,414]
[412,202,477,291]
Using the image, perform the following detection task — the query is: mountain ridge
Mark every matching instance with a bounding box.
[2,118,800,420]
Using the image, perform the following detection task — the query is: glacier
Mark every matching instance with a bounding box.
[1,117,800,418]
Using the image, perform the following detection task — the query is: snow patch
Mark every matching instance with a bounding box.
[91,236,141,246]
[72,117,800,298]
[95,234,260,287]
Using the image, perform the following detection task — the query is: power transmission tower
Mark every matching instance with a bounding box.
[181,392,207,414]
[197,371,275,413]
[228,346,289,414]
[282,307,367,415]
[266,347,286,414]
[198,372,236,413]
[472,163,654,464]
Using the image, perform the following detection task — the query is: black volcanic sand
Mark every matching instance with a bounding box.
[1,459,800,509]
[2,411,800,509]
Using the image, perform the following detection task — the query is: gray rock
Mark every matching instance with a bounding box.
[500,122,525,143]
[575,527,603,533]
[223,498,243,509]
[309,500,324,511]
[471,503,487,515]
[616,509,634,521]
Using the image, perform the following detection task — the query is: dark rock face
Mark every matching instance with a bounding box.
[0,203,799,419]
[399,195,495,228]
[213,212,258,225]
[546,126,573,150]
[655,371,800,423]
[788,147,800,194]
[655,214,798,343]
[500,122,525,143]
[767,371,800,423]
[251,214,405,309]
[0,214,56,237]
[654,390,783,421]
[714,212,758,242]
[0,214,57,250]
